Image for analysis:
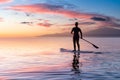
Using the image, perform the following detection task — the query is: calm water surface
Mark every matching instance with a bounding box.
[0,37,120,80]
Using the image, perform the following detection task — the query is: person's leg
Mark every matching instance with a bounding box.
[73,37,76,51]
[77,38,80,51]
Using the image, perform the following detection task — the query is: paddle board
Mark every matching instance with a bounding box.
[60,48,94,53]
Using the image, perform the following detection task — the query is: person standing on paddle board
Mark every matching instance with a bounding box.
[71,22,83,51]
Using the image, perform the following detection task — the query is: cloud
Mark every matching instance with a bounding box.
[69,18,78,21]
[37,19,43,21]
[60,22,95,27]
[0,0,12,3]
[21,21,33,26]
[37,20,53,27]
[20,19,53,27]
[0,17,3,22]
[79,22,96,25]
[90,15,120,29]
[43,0,77,10]
[6,3,120,29]
[91,17,108,21]
[6,3,93,19]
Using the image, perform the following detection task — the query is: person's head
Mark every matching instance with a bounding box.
[75,22,78,27]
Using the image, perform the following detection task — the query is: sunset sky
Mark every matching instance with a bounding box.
[0,0,120,38]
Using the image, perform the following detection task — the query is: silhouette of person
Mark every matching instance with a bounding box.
[71,22,83,51]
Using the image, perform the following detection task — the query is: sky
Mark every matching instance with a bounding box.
[0,0,120,38]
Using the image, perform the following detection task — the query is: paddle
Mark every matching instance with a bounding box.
[82,38,99,49]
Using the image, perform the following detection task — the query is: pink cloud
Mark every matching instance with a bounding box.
[37,20,53,27]
[0,0,12,3]
[7,4,93,19]
[6,3,120,29]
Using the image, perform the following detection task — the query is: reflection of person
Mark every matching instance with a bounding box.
[72,52,81,73]
[71,52,82,80]
[71,22,83,51]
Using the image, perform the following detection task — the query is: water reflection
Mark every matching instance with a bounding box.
[72,51,82,80]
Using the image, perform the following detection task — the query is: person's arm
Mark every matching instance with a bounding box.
[79,28,83,39]
[71,28,74,34]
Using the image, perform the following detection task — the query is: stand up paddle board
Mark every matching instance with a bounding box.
[60,48,94,53]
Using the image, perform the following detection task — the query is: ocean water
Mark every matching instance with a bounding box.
[0,37,120,80]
